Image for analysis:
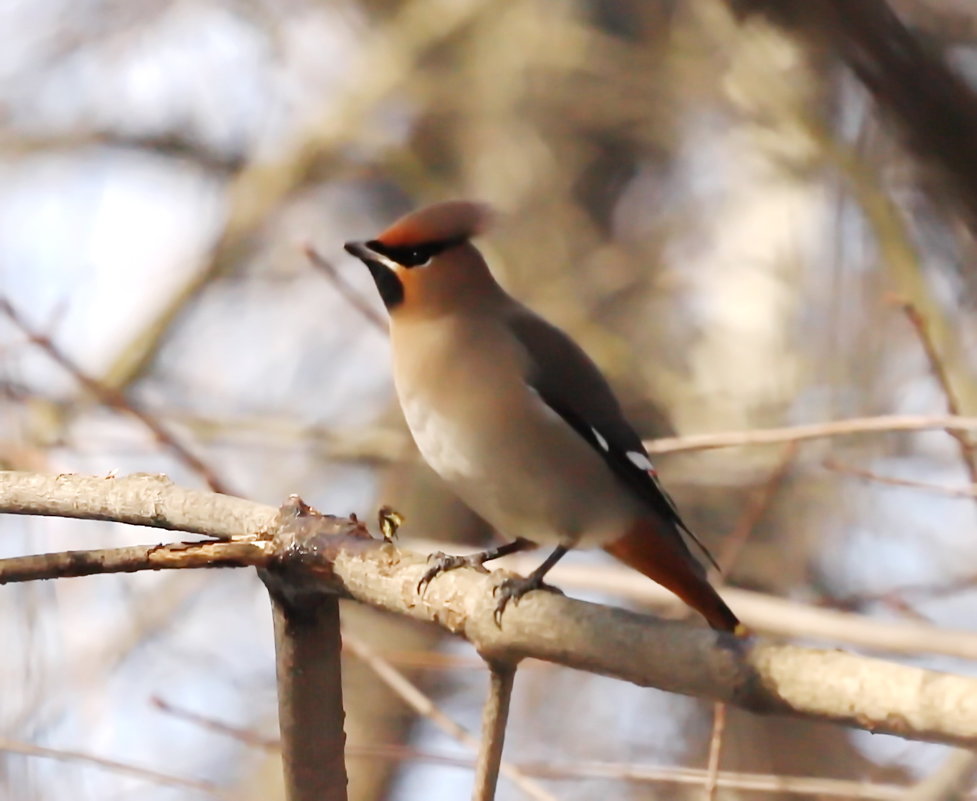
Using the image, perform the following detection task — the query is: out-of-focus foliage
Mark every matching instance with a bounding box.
[1,0,977,799]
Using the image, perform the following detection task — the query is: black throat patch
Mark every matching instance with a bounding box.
[361,257,404,310]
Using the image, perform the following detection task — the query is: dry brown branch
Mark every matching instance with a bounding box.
[473,663,517,801]
[495,554,977,662]
[1,471,977,748]
[0,297,233,493]
[0,539,267,583]
[263,576,348,801]
[5,471,977,659]
[0,471,275,539]
[644,415,977,453]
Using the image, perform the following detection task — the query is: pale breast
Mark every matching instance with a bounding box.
[400,393,480,484]
[390,313,642,546]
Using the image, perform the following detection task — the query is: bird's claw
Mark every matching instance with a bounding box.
[491,576,562,627]
[417,551,489,594]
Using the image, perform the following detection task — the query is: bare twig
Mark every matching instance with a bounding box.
[0,539,268,584]
[473,663,517,801]
[718,442,798,573]
[0,736,230,799]
[824,459,977,499]
[304,245,388,333]
[150,699,932,800]
[898,301,977,487]
[145,411,977,464]
[153,697,278,749]
[644,415,977,454]
[705,702,728,801]
[0,297,233,494]
[342,631,556,801]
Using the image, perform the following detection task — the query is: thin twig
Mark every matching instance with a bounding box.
[304,244,389,333]
[0,540,269,584]
[138,410,977,463]
[0,736,231,799]
[823,459,977,499]
[0,297,233,494]
[150,699,927,800]
[704,702,728,801]
[718,442,798,573]
[644,414,977,454]
[341,631,557,801]
[473,663,517,801]
[898,300,977,487]
[153,696,279,749]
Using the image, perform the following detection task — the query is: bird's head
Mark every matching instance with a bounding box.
[344,200,500,316]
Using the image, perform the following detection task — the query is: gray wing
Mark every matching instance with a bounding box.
[506,305,719,571]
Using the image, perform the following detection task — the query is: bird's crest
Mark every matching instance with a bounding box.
[376,200,494,248]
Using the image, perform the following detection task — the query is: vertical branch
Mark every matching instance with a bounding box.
[898,301,977,487]
[704,702,728,801]
[342,631,555,801]
[472,662,516,801]
[264,579,348,801]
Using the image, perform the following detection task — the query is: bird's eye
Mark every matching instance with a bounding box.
[367,238,464,268]
[401,248,431,267]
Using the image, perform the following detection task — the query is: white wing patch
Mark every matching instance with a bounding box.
[590,427,610,451]
[626,450,655,473]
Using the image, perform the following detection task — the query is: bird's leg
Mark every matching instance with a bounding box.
[492,545,569,625]
[417,537,536,593]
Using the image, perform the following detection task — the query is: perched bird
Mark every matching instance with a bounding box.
[344,201,740,632]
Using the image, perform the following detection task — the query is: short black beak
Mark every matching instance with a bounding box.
[344,241,374,260]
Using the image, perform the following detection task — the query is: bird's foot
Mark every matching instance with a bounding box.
[417,551,490,594]
[492,574,563,626]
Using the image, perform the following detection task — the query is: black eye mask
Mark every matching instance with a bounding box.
[365,237,464,268]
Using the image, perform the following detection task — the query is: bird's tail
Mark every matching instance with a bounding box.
[603,518,742,633]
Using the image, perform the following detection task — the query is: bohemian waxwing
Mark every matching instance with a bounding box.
[344,200,740,632]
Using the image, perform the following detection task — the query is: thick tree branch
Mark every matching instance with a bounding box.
[263,572,348,801]
[0,471,277,539]
[1,470,976,747]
